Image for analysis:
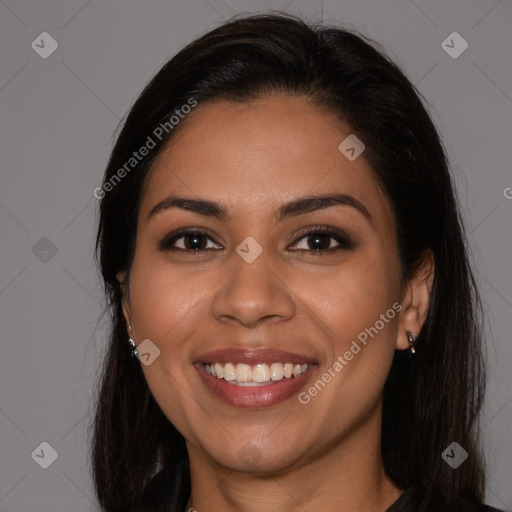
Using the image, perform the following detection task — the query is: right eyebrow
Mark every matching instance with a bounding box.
[148,196,228,220]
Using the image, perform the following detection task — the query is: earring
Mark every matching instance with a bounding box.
[128,338,138,358]
[406,331,416,358]
[128,325,138,358]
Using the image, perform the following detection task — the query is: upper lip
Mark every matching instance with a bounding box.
[194,347,317,365]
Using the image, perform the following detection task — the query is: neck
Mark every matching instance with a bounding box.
[184,403,402,512]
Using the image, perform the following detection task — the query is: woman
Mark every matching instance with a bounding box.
[92,12,503,512]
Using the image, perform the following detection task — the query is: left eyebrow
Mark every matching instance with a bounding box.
[275,193,372,224]
[147,193,372,224]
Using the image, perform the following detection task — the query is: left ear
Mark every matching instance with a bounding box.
[396,249,435,350]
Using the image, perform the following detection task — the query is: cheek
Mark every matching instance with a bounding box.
[302,247,401,399]
[128,256,207,344]
[299,260,399,419]
[305,251,399,335]
[127,256,209,435]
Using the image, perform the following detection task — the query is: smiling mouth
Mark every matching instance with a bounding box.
[203,361,309,386]
[193,347,318,407]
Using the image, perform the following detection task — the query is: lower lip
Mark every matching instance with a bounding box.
[195,363,316,408]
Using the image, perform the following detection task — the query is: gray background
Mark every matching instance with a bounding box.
[0,0,510,510]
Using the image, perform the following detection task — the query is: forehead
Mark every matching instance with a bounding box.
[139,96,391,224]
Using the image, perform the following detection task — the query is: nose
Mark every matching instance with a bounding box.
[211,249,296,329]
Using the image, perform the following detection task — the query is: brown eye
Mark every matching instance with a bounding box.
[180,233,207,250]
[304,233,335,251]
[290,226,354,254]
[158,230,222,252]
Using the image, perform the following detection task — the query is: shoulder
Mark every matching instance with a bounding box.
[440,497,506,512]
[456,505,506,512]
[387,485,507,512]
[437,496,506,512]
[453,495,506,512]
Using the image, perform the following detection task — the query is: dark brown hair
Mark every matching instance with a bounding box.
[93,12,486,511]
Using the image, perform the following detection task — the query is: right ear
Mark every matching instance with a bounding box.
[116,271,132,331]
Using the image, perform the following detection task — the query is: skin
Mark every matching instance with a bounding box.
[118,95,434,512]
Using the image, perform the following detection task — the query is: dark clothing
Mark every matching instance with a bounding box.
[386,485,506,512]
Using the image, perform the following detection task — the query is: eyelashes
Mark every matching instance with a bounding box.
[157,225,355,255]
[158,228,221,252]
[288,225,354,253]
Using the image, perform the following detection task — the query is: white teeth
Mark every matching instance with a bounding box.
[270,363,284,380]
[204,361,309,385]
[235,363,252,383]
[253,363,270,383]
[223,362,236,381]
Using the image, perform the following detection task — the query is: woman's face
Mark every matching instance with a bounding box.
[122,96,410,473]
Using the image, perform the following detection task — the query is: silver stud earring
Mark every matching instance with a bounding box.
[406,331,416,358]
[128,338,138,358]
[128,325,138,358]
